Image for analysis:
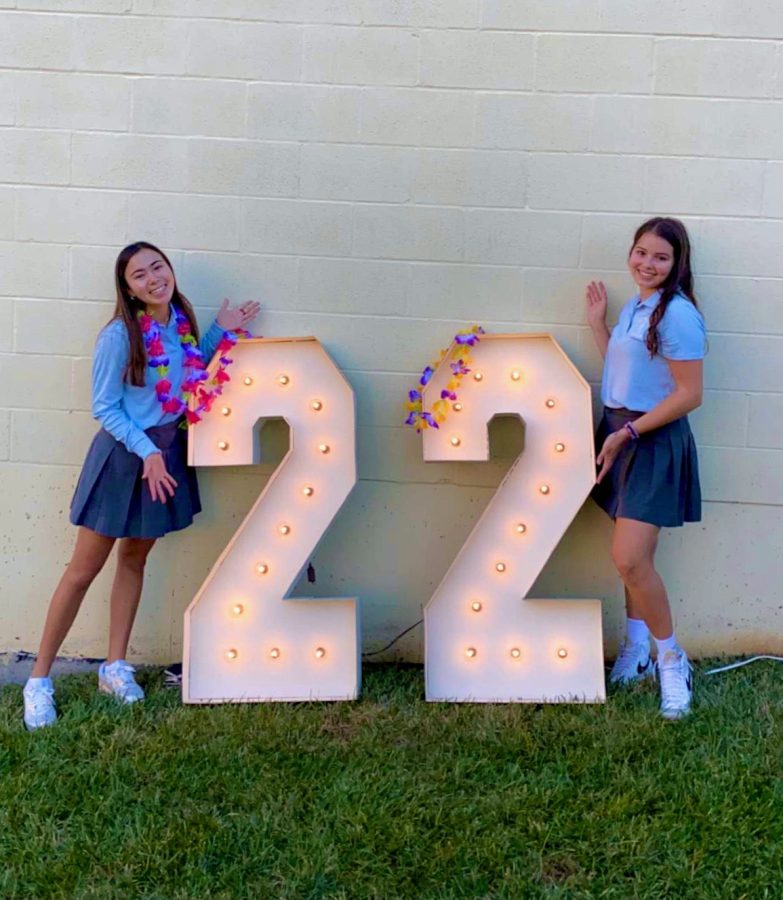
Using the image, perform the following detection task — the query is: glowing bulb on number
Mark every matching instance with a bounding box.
[450,436,461,447]
[218,440,229,451]
[555,442,565,453]
[453,402,463,412]
[318,443,330,454]
[515,523,527,534]
[473,372,483,382]
[510,370,521,381]
[302,485,314,497]
[269,647,280,660]
[465,647,477,658]
[225,648,238,660]
[557,648,568,659]
[314,647,326,659]
[545,398,556,408]
[220,406,231,416]
[311,399,323,411]
[510,647,521,659]
[496,562,506,573]
[471,600,482,612]
[243,376,253,386]
[231,603,244,616]
[539,484,550,495]
[256,563,269,575]
[278,374,290,386]
[278,524,290,536]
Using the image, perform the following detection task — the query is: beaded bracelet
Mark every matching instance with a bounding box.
[623,421,640,441]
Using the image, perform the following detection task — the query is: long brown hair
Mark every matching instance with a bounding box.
[629,217,698,357]
[110,241,200,386]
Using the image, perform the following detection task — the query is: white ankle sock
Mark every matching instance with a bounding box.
[26,676,53,688]
[626,617,650,646]
[653,633,678,658]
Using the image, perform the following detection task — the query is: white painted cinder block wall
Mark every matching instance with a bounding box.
[1,0,781,665]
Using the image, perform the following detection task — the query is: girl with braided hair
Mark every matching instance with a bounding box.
[585,217,706,720]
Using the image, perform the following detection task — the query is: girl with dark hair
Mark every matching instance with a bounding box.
[586,217,705,720]
[23,242,260,730]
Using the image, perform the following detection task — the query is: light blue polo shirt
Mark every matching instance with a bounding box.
[601,290,706,412]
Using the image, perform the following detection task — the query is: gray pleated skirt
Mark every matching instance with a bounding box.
[70,420,201,539]
[592,407,701,528]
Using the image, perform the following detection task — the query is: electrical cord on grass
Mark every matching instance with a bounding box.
[704,655,783,676]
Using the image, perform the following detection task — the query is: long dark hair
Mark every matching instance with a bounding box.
[629,217,698,357]
[111,241,200,386]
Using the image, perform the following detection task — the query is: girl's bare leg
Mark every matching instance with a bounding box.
[611,517,673,639]
[32,527,116,677]
[106,537,156,663]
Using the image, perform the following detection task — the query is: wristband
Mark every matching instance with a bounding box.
[623,421,640,441]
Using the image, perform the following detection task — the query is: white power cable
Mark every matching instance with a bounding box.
[704,655,783,676]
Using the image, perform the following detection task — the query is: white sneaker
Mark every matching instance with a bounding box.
[657,648,693,720]
[23,677,57,730]
[98,659,145,704]
[608,640,654,686]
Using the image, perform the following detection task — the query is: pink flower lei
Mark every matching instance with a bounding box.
[138,306,248,426]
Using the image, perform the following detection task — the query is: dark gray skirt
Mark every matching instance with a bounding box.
[592,407,701,528]
[70,420,201,539]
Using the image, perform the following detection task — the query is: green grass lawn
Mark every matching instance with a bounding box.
[1,662,782,900]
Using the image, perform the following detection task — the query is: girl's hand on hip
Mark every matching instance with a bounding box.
[142,452,178,503]
[216,298,262,332]
[585,280,608,329]
[595,429,630,484]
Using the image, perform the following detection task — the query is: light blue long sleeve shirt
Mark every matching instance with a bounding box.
[601,290,706,412]
[92,313,225,459]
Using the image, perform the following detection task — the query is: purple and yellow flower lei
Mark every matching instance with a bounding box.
[404,325,485,432]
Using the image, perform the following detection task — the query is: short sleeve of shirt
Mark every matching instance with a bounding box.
[658,298,706,361]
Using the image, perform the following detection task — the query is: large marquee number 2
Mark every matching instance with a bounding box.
[183,337,360,703]
[422,334,605,703]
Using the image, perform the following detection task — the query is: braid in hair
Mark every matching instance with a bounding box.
[628,218,698,358]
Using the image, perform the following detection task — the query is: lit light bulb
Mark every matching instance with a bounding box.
[515,523,527,535]
[465,647,477,658]
[545,398,556,408]
[278,524,291,536]
[220,406,231,416]
[557,647,568,659]
[318,443,330,454]
[278,374,289,385]
[473,372,483,382]
[495,562,506,573]
[314,647,326,659]
[453,402,463,412]
[225,648,238,660]
[510,647,521,659]
[256,563,269,575]
[450,436,461,447]
[302,485,314,497]
[539,484,550,495]
[231,603,244,616]
[510,370,521,381]
[218,440,229,451]
[269,647,280,659]
[555,442,565,453]
[471,600,482,612]
[311,399,323,411]
[243,376,253,386]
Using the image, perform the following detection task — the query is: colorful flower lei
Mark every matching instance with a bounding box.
[138,306,249,426]
[404,325,485,432]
